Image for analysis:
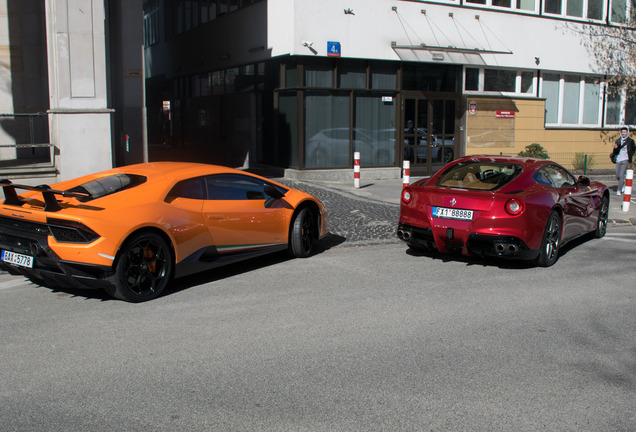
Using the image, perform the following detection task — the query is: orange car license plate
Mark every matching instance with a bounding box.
[1,250,33,268]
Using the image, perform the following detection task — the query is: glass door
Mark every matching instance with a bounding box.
[402,97,456,176]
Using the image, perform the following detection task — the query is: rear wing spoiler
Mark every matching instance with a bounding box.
[0,179,91,212]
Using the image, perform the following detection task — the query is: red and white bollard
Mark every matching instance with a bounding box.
[353,152,360,189]
[402,160,410,188]
[622,169,633,212]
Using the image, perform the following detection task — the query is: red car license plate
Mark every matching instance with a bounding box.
[433,207,474,221]
[1,250,34,268]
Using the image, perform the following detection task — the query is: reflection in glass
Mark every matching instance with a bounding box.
[304,93,350,168]
[355,95,396,167]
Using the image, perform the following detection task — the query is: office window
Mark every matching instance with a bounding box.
[465,68,479,91]
[338,64,366,89]
[465,68,536,95]
[484,69,516,92]
[544,0,607,19]
[305,66,333,88]
[466,0,538,11]
[541,74,603,126]
[304,93,350,168]
[605,85,636,126]
[370,63,397,90]
[610,0,636,22]
[543,74,560,124]
[583,78,601,124]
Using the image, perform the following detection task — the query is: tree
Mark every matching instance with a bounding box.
[518,143,549,159]
[577,19,636,95]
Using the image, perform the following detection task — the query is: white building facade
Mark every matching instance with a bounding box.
[143,0,635,178]
[0,0,144,185]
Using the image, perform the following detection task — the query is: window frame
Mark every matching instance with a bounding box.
[539,73,604,127]
[542,0,607,21]
[464,67,537,96]
[464,0,540,13]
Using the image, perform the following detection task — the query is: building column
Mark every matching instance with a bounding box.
[45,0,113,181]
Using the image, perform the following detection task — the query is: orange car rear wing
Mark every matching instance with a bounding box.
[0,179,91,212]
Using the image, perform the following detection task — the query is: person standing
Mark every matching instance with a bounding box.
[612,126,635,195]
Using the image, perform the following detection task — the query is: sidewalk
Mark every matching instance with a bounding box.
[304,176,636,226]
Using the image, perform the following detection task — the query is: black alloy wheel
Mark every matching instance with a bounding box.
[107,232,173,302]
[594,195,609,238]
[536,210,561,267]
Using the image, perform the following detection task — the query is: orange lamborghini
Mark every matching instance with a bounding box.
[0,162,328,302]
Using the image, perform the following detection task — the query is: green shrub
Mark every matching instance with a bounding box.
[517,143,549,159]
[572,153,594,171]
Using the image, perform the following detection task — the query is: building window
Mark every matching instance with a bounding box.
[304,93,350,168]
[610,0,635,22]
[541,74,603,126]
[354,95,396,167]
[465,67,536,95]
[484,69,516,92]
[543,0,606,20]
[305,66,334,88]
[403,63,458,92]
[605,85,636,126]
[370,62,397,90]
[466,0,538,11]
[143,1,159,46]
[338,64,366,89]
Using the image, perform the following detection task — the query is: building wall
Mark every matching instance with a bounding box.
[466,97,618,166]
[267,0,600,74]
[0,0,51,175]
[45,0,114,181]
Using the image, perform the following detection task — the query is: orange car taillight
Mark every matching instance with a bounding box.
[47,218,100,243]
[402,187,413,204]
[505,198,525,216]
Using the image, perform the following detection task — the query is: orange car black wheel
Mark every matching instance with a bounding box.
[107,232,173,302]
[289,207,315,258]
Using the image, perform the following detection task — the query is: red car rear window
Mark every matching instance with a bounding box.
[436,162,522,190]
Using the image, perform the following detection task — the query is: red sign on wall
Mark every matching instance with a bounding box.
[495,110,515,119]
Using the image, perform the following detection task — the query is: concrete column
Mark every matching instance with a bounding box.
[45,0,113,181]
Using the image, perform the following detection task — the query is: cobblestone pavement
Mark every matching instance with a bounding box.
[280,178,635,250]
[279,179,401,248]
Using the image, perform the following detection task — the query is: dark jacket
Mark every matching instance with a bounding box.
[613,136,636,163]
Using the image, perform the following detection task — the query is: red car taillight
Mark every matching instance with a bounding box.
[402,187,413,204]
[505,198,525,216]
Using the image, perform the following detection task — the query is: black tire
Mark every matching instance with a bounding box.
[106,232,173,302]
[594,195,609,238]
[535,211,561,267]
[289,207,315,258]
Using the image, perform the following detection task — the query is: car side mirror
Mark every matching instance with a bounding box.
[577,176,590,186]
[264,184,286,208]
[264,184,285,199]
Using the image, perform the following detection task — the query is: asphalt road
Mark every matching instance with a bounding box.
[1,225,635,431]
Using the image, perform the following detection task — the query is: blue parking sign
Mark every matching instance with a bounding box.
[327,41,341,57]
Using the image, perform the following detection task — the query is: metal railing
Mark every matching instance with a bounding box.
[0,113,55,174]
[499,152,623,175]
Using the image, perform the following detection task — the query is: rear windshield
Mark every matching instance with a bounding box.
[436,162,522,191]
[66,174,146,201]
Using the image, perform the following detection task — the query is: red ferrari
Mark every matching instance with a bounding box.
[397,155,610,266]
